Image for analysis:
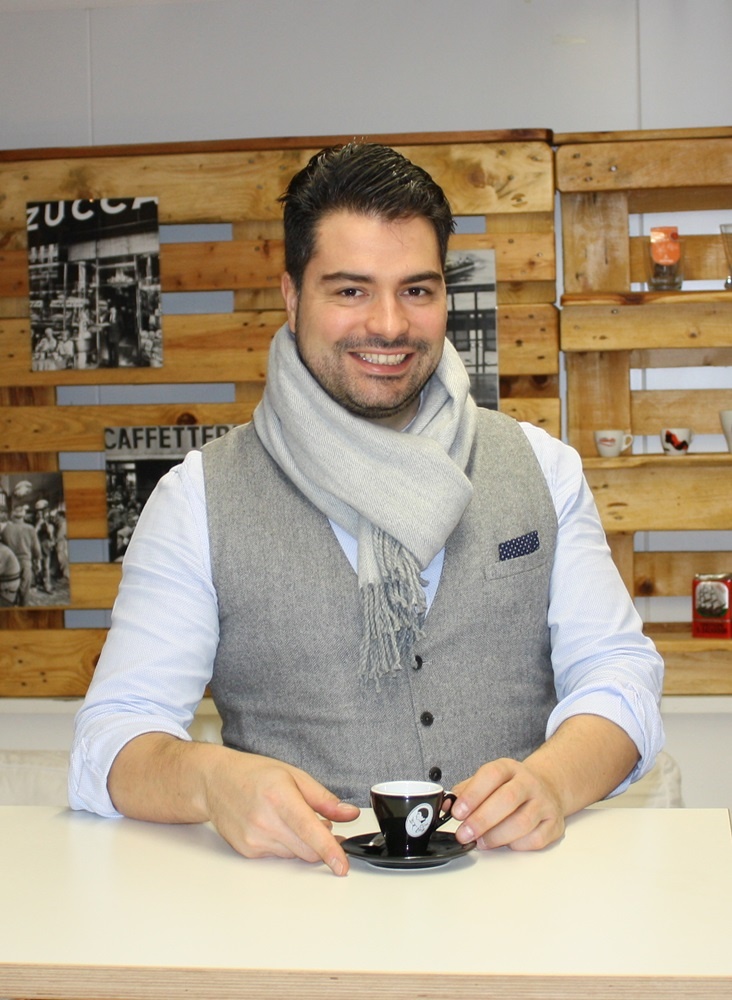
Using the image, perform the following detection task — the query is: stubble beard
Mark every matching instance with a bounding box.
[294,332,440,423]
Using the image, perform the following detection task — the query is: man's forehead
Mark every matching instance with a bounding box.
[308,210,442,268]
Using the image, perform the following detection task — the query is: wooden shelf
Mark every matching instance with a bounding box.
[555,127,732,697]
[648,624,732,695]
[583,453,732,469]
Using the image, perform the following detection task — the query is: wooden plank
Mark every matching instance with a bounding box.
[0,403,252,452]
[501,373,559,395]
[585,465,732,532]
[0,307,556,390]
[65,470,107,538]
[0,233,557,298]
[0,398,557,465]
[559,192,630,293]
[554,126,732,145]
[631,346,732,369]
[494,281,556,305]
[0,628,106,696]
[498,398,560,437]
[0,142,554,232]
[583,454,732,470]
[69,562,121,608]
[449,232,556,282]
[561,296,732,351]
[606,533,634,596]
[647,624,732,695]
[564,352,630,453]
[631,388,732,435]
[556,137,732,194]
[628,186,732,215]
[5,620,730,697]
[0,313,276,386]
[635,551,732,598]
[0,129,555,163]
[495,304,559,374]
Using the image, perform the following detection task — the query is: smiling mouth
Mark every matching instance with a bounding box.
[356,352,408,366]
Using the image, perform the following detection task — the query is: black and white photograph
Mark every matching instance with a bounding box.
[105,424,235,562]
[445,248,498,410]
[0,472,70,609]
[27,196,162,372]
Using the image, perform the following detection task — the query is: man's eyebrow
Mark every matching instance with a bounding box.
[319,270,443,284]
[320,271,373,284]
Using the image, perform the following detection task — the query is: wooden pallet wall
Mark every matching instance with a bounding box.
[555,126,732,695]
[0,130,559,697]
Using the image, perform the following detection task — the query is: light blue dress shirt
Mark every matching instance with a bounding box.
[69,422,664,816]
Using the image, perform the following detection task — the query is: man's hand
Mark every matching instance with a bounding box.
[108,735,360,876]
[450,757,565,851]
[201,748,360,875]
[449,715,640,852]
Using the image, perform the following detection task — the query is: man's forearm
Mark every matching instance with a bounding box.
[523,714,641,816]
[107,732,217,822]
[106,732,360,876]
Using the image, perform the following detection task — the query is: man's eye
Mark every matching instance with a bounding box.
[337,287,362,298]
[405,286,430,297]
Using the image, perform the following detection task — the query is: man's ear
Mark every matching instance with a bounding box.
[281,272,299,332]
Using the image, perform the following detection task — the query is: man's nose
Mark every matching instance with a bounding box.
[364,295,409,338]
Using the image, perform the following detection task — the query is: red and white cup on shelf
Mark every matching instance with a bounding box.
[593,429,633,458]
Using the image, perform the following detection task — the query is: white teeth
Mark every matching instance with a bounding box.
[358,353,407,365]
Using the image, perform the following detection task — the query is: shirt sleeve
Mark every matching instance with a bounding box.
[520,423,665,796]
[68,451,219,817]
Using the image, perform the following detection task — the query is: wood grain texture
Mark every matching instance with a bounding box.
[0,131,559,700]
[560,296,732,352]
[1,963,731,1000]
[585,464,732,532]
[556,136,732,193]
[0,628,105,696]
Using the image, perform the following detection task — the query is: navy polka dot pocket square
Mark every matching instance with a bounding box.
[498,530,540,561]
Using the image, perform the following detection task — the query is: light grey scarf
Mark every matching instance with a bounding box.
[253,324,477,686]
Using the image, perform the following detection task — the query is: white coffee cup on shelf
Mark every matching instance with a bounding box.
[720,410,732,452]
[593,429,633,458]
[660,427,693,455]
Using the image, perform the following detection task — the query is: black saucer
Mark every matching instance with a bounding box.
[342,830,476,869]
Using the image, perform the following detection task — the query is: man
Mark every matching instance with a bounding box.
[0,537,21,607]
[70,143,664,876]
[1,505,42,606]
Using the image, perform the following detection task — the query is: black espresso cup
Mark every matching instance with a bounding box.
[370,780,457,857]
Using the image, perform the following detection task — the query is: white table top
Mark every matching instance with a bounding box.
[1,805,731,999]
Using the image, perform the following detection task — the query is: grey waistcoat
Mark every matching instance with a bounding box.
[203,409,558,806]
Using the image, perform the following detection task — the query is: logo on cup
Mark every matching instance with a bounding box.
[660,428,693,455]
[593,430,633,457]
[405,803,433,838]
[370,780,456,857]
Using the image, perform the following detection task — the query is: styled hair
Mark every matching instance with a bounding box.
[279,142,454,290]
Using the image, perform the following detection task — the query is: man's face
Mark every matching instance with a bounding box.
[281,210,447,430]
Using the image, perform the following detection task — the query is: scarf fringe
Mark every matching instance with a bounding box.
[358,530,427,690]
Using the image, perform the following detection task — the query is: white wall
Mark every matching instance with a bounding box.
[1,0,731,809]
[2,0,732,148]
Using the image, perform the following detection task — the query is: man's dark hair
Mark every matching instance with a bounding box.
[279,142,455,290]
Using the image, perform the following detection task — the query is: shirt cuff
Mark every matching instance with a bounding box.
[545,685,665,798]
[68,715,192,818]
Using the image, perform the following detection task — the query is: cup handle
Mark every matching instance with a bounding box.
[623,433,633,450]
[433,792,457,830]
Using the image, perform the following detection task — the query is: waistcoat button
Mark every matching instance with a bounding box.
[414,655,423,670]
[420,711,434,726]
[428,766,442,781]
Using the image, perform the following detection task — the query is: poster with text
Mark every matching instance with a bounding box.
[105,424,236,562]
[27,197,162,371]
